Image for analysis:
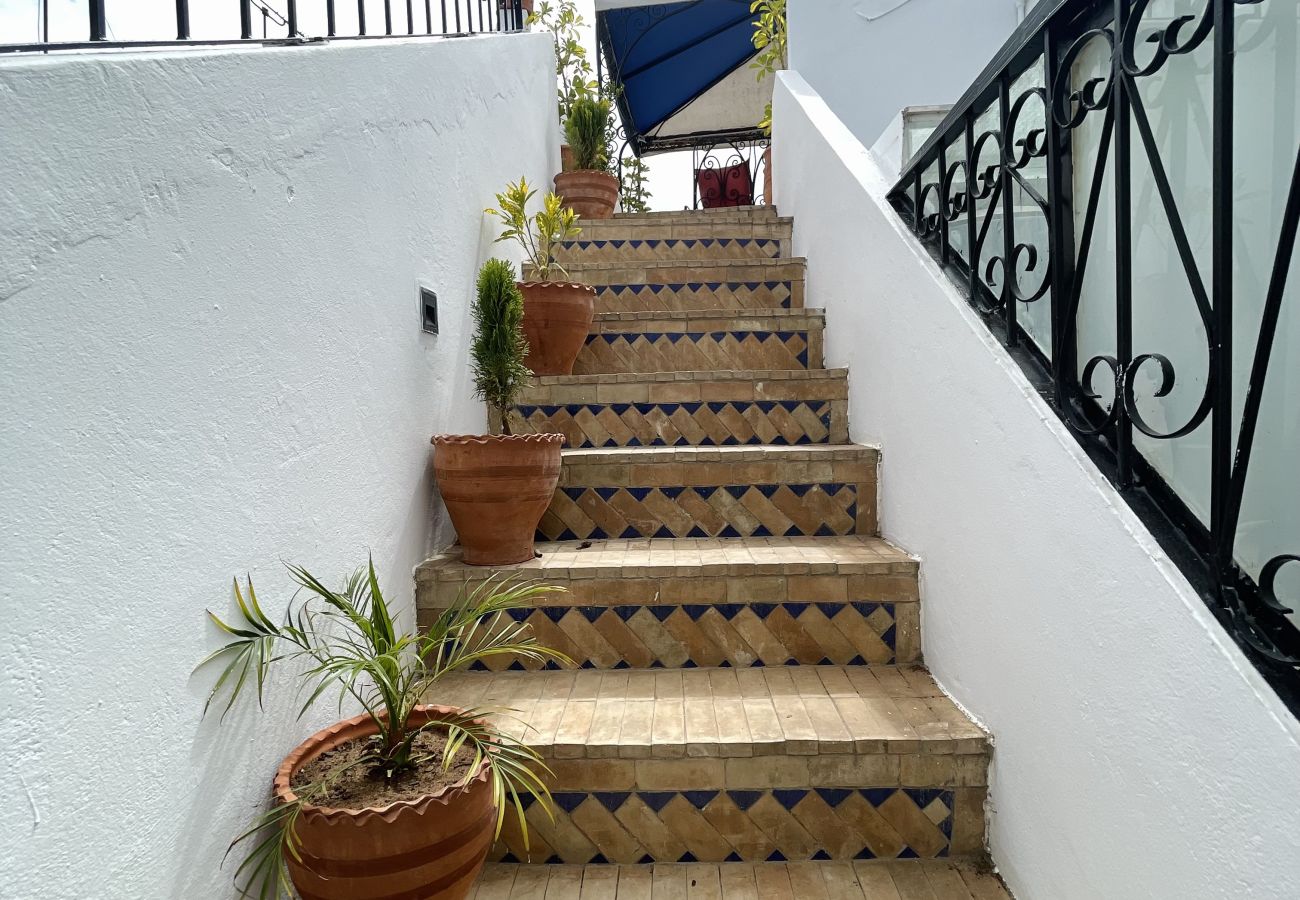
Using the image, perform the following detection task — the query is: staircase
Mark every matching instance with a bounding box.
[420,206,1009,898]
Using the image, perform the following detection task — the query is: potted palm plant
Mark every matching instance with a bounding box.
[433,258,564,565]
[554,93,619,219]
[195,561,568,900]
[486,177,595,376]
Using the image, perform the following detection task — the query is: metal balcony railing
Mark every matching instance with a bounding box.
[889,0,1300,713]
[2,0,526,54]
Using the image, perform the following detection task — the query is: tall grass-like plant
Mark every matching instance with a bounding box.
[195,561,569,899]
[565,94,612,172]
[472,259,531,435]
[486,176,582,282]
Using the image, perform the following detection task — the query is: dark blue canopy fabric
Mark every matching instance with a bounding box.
[598,0,761,153]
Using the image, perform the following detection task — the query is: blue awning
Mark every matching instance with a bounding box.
[597,0,770,155]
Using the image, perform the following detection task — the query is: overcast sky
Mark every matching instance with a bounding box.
[0,0,701,210]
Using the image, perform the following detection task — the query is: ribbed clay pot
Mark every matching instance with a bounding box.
[431,433,563,565]
[554,169,619,219]
[518,280,596,376]
[273,706,494,900]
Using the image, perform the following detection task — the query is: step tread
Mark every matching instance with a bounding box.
[533,368,847,387]
[417,535,914,582]
[561,444,877,465]
[423,664,988,758]
[471,860,1010,899]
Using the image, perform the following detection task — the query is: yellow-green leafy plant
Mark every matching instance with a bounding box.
[528,0,596,123]
[750,0,787,135]
[564,93,613,172]
[472,259,531,435]
[486,176,582,282]
[195,561,569,899]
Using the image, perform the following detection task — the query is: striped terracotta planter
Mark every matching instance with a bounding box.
[554,169,619,219]
[274,706,496,900]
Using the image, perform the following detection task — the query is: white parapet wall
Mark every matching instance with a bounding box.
[0,35,558,898]
[772,70,1300,900]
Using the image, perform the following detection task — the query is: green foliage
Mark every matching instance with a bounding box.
[528,0,596,123]
[750,0,787,136]
[485,176,582,282]
[472,259,530,435]
[196,563,570,899]
[565,94,613,172]
[619,156,652,214]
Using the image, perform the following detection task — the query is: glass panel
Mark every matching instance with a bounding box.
[1008,57,1053,358]
[1230,0,1300,622]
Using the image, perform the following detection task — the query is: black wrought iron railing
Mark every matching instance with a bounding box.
[2,0,526,54]
[889,0,1300,713]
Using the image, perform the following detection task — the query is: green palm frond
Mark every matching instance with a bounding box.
[196,559,568,899]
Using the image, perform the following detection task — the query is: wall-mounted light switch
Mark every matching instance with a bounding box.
[420,287,438,335]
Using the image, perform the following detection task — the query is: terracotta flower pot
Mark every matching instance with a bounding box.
[431,433,563,565]
[273,706,495,900]
[518,280,596,376]
[554,169,619,219]
[559,143,574,173]
[762,145,773,206]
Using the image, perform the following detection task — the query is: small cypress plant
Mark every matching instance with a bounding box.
[564,94,612,172]
[471,258,531,435]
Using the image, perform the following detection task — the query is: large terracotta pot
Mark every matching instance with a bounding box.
[431,433,563,565]
[762,145,773,206]
[518,280,596,376]
[274,706,495,900]
[554,169,619,219]
[559,143,574,173]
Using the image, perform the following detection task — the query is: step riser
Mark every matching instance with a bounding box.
[575,327,822,375]
[610,206,778,225]
[570,221,793,244]
[566,261,806,288]
[596,280,804,313]
[417,588,918,672]
[554,238,784,265]
[492,783,985,864]
[500,372,848,449]
[540,455,878,542]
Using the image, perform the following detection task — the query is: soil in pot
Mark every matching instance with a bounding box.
[554,170,619,219]
[519,280,596,376]
[294,729,474,809]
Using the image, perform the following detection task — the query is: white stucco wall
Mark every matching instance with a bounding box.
[0,35,558,899]
[773,71,1300,900]
[788,0,1023,149]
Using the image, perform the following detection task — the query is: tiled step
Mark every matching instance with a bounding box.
[554,237,785,265]
[540,446,879,542]
[574,310,824,376]
[471,860,1011,899]
[496,369,849,448]
[611,205,779,224]
[415,536,919,669]
[423,666,989,864]
[571,215,793,244]
[549,259,806,313]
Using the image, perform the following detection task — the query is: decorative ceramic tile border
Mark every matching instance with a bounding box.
[492,788,954,864]
[538,483,859,541]
[575,331,811,374]
[555,238,783,262]
[595,281,796,311]
[467,601,896,671]
[513,401,834,448]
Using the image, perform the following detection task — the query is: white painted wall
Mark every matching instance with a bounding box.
[0,35,558,899]
[773,70,1300,900]
[788,0,1023,149]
